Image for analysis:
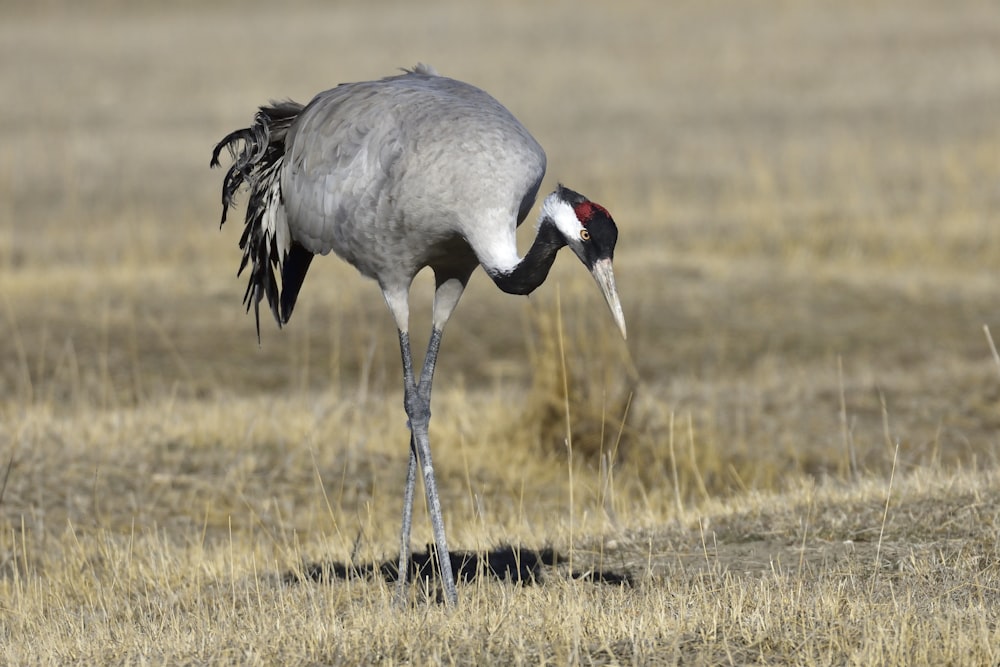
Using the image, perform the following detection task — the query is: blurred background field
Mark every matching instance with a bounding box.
[1,0,999,663]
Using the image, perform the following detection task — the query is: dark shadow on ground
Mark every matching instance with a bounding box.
[286,544,633,591]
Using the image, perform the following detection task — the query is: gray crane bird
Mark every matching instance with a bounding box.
[211,64,626,606]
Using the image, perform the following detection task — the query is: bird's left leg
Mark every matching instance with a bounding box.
[395,432,418,602]
[395,328,457,606]
[380,285,430,604]
[396,323,444,549]
[387,274,468,607]
[404,274,469,603]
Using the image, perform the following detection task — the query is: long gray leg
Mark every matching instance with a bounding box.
[394,435,417,604]
[394,328,457,606]
[394,333,419,604]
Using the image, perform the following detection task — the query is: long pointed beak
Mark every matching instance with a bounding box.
[590,258,627,340]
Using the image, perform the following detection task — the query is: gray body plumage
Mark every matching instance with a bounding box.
[283,66,546,292]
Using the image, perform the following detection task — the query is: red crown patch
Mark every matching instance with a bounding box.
[572,201,609,226]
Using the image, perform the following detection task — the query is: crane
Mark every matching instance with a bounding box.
[210,64,626,606]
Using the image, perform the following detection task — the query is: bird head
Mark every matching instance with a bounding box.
[541,185,627,339]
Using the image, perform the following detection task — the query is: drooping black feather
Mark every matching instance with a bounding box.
[280,242,315,324]
[210,101,306,341]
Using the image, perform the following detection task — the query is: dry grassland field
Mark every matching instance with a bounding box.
[2,0,1000,664]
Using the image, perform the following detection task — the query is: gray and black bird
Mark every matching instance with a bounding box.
[211,64,626,606]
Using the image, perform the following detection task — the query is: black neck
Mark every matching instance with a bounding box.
[488,220,566,295]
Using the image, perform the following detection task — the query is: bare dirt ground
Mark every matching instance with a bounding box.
[2,0,1000,663]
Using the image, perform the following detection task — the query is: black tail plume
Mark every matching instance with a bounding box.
[211,101,306,341]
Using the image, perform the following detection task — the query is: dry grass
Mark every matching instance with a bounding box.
[3,0,1000,664]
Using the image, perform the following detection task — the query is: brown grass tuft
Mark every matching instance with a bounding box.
[522,293,640,463]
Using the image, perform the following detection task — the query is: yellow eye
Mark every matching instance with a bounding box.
[580,229,591,241]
